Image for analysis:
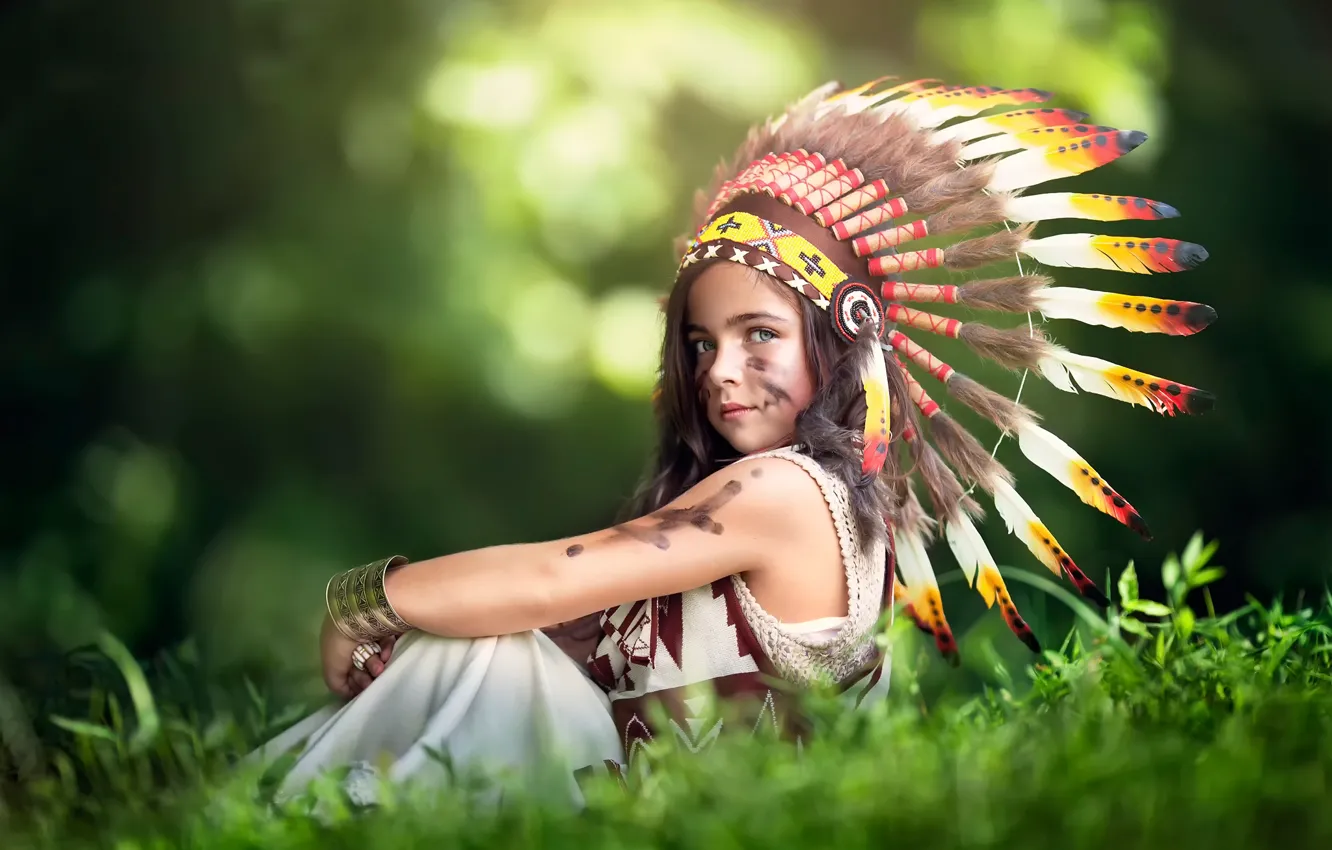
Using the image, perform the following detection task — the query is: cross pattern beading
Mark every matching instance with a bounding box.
[799,252,826,277]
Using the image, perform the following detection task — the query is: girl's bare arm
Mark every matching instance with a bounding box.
[382,456,822,638]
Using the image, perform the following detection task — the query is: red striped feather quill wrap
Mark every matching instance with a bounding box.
[888,330,956,383]
[832,197,909,239]
[882,282,961,304]
[886,304,962,338]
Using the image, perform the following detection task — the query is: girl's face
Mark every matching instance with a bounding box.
[685,263,818,455]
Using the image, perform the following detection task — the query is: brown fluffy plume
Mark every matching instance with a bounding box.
[909,433,982,522]
[692,100,968,233]
[956,275,1050,312]
[929,412,1013,490]
[957,322,1050,371]
[896,476,937,542]
[902,164,995,217]
[943,224,1034,270]
[924,193,1007,238]
[946,373,1038,434]
[780,112,958,198]
[882,343,913,440]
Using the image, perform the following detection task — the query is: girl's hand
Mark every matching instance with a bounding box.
[319,615,362,699]
[319,617,401,699]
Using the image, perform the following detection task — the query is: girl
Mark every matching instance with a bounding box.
[249,76,1215,803]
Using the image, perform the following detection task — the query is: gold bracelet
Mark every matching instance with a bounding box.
[326,556,411,640]
[348,563,381,638]
[370,556,412,634]
[329,567,374,641]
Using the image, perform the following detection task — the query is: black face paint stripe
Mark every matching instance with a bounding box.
[760,379,791,404]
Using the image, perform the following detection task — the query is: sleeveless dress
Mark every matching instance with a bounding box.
[245,446,894,805]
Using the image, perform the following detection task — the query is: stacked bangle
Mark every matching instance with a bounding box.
[324,555,413,641]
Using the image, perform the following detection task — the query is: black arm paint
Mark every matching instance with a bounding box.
[609,479,743,550]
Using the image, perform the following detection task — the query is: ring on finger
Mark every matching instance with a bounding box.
[350,641,383,672]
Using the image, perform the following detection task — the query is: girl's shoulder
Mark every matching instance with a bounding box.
[719,447,852,554]
[736,445,851,510]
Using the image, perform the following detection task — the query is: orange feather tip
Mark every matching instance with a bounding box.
[1008,621,1042,654]
[1036,289,1216,336]
[935,630,961,666]
[1166,383,1213,415]
[915,586,960,665]
[992,481,1113,610]
[1072,193,1179,220]
[895,580,936,635]
[960,122,1121,161]
[989,129,1150,193]
[1023,234,1209,275]
[1039,349,1216,416]
[861,434,890,476]
[1112,367,1214,415]
[1176,303,1217,333]
[1006,192,1182,225]
[998,107,1090,128]
[1065,467,1152,538]
[977,565,1042,654]
[901,601,936,637]
[939,107,1092,144]
[1093,484,1151,539]
[1015,422,1154,539]
[1035,525,1109,607]
[1130,238,1208,272]
[1066,566,1110,608]
[914,85,1051,108]
[1080,128,1145,160]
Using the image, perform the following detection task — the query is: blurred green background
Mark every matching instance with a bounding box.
[1,0,1328,699]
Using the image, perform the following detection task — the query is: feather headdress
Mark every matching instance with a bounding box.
[673,79,1215,657]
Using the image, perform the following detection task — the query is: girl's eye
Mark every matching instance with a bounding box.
[692,339,716,355]
[748,328,777,344]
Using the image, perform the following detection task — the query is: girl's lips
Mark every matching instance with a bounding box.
[720,405,755,421]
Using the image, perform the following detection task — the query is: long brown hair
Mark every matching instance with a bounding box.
[622,266,910,551]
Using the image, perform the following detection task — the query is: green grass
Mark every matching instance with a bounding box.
[3,533,1331,848]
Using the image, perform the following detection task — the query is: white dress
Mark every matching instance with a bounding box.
[245,628,624,806]
[244,448,889,806]
[246,620,859,807]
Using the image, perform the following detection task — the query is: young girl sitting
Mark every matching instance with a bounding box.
[248,76,1215,804]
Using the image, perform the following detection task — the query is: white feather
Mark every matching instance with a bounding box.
[1022,233,1142,272]
[815,91,881,119]
[931,115,1004,144]
[872,98,922,123]
[943,513,996,589]
[1034,286,1126,328]
[872,86,961,126]
[990,479,1062,577]
[799,80,843,107]
[1006,193,1179,224]
[915,102,993,128]
[959,132,1026,161]
[987,145,1078,192]
[916,88,1054,129]
[1004,193,1087,223]
[1015,420,1100,506]
[768,81,840,131]
[1036,346,1168,412]
[893,526,938,595]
